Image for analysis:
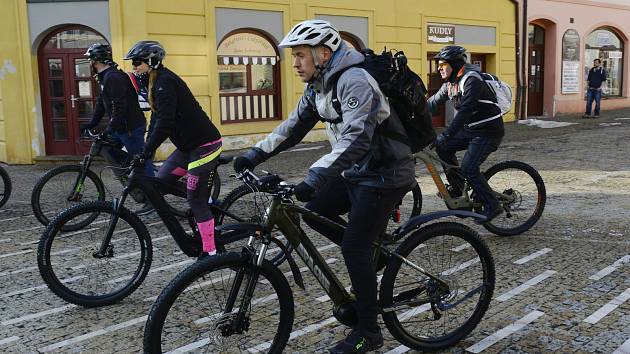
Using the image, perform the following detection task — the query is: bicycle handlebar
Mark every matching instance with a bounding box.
[236,169,295,198]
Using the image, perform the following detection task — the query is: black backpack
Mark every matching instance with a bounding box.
[330,49,436,153]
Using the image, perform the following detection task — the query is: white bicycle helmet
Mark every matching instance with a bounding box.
[279,20,341,51]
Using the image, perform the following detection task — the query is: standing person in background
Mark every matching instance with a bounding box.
[124,40,223,257]
[583,58,607,119]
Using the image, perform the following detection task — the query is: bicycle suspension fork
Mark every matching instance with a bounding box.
[68,155,93,201]
[93,184,131,258]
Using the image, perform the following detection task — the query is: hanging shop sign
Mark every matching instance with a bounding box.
[218,32,279,65]
[427,24,455,44]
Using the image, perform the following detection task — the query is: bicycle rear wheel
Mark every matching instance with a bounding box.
[380,222,495,351]
[31,164,106,231]
[218,184,291,266]
[0,165,11,209]
[483,160,546,236]
[144,252,294,353]
[37,201,152,307]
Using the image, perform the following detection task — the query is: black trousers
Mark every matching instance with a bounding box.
[303,176,409,332]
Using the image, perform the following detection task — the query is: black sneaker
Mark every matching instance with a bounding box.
[329,328,384,353]
[134,202,155,216]
[475,202,503,225]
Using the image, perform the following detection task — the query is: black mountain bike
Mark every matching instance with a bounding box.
[144,170,496,353]
[31,129,221,231]
[36,159,280,308]
[0,164,11,209]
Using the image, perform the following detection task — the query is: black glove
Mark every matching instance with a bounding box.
[80,123,95,135]
[233,156,255,174]
[293,181,316,202]
[434,132,450,147]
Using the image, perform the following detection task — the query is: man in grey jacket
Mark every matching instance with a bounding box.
[233,20,416,353]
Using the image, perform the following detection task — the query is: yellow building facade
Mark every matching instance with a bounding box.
[0,0,517,164]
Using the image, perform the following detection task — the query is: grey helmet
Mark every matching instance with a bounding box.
[84,43,114,65]
[124,41,166,68]
[433,45,467,64]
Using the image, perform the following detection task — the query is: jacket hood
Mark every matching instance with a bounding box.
[452,63,481,83]
[316,41,365,90]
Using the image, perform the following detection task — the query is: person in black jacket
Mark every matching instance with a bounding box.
[124,41,223,256]
[80,43,154,212]
[427,45,504,223]
[583,58,607,118]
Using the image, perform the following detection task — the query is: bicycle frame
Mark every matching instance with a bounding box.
[220,193,451,315]
[94,165,243,258]
[68,134,126,201]
[413,149,516,209]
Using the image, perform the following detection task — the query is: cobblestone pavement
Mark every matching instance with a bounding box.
[0,109,629,353]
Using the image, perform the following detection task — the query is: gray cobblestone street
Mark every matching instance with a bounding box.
[0,110,629,353]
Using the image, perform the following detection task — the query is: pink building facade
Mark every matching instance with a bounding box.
[525,0,630,117]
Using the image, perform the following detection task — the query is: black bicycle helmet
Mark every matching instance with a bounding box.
[124,41,166,68]
[433,45,467,64]
[84,43,113,65]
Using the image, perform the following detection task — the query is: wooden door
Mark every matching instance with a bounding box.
[527,25,545,116]
[38,26,107,155]
[427,53,445,127]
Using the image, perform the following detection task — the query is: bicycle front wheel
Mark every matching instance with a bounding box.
[144,252,294,353]
[31,164,106,231]
[0,165,11,209]
[483,160,546,236]
[380,222,495,351]
[37,201,152,307]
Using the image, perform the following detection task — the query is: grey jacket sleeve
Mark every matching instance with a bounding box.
[304,68,388,189]
[427,83,449,115]
[243,89,320,165]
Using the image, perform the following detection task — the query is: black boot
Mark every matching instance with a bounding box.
[329,328,383,353]
[476,201,503,224]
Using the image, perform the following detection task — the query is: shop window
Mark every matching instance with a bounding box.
[585,28,623,97]
[561,29,580,94]
[217,30,281,123]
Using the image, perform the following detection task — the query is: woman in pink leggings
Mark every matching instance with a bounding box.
[125,40,222,255]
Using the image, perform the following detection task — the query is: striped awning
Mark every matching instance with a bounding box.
[219,56,279,66]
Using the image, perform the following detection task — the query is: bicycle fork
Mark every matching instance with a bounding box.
[68,155,93,202]
[219,238,271,335]
[93,188,130,258]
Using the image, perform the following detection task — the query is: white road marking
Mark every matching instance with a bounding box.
[0,265,37,277]
[1,304,77,326]
[38,315,147,352]
[589,255,630,280]
[452,243,471,252]
[248,317,338,353]
[514,248,552,265]
[612,337,630,354]
[0,336,19,345]
[496,270,556,302]
[2,225,43,235]
[0,275,85,298]
[583,287,630,324]
[465,310,545,353]
[384,345,411,354]
[441,258,480,276]
[0,249,33,259]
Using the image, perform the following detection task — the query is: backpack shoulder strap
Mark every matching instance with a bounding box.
[458,70,481,94]
[126,72,140,93]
